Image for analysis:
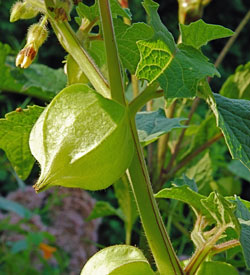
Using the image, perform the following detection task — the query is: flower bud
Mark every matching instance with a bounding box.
[26,22,48,49]
[16,21,48,68]
[10,1,39,22]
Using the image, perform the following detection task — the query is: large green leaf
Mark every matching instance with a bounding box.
[212,93,250,170]
[180,19,234,49]
[136,109,186,146]
[155,185,211,222]
[81,245,154,275]
[220,62,250,100]
[155,185,239,232]
[135,0,219,99]
[30,84,134,192]
[0,105,44,180]
[0,42,66,101]
[197,261,238,275]
[114,19,153,74]
[136,42,219,98]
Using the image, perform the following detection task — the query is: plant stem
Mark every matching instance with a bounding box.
[157,100,177,182]
[98,0,126,105]
[132,75,140,98]
[184,227,226,275]
[129,83,161,116]
[214,10,250,68]
[211,239,240,255]
[49,21,111,98]
[97,2,182,272]
[128,118,183,275]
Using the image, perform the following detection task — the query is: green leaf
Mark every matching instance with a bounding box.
[30,84,134,192]
[180,19,234,49]
[212,93,250,170]
[86,201,124,221]
[155,185,212,222]
[0,197,32,219]
[197,261,238,275]
[0,105,44,180]
[81,245,155,275]
[142,0,176,52]
[228,160,250,182]
[11,239,28,254]
[136,42,219,98]
[76,0,130,23]
[234,197,250,268]
[136,0,219,98]
[114,19,153,74]
[21,64,67,99]
[220,62,250,100]
[0,42,66,101]
[155,186,239,232]
[136,108,186,146]
[172,174,198,192]
[76,2,98,22]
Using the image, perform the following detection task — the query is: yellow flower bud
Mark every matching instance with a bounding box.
[26,22,48,49]
[10,1,39,23]
[16,20,48,69]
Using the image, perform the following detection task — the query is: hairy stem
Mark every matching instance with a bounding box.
[184,227,226,275]
[128,118,184,275]
[98,1,183,273]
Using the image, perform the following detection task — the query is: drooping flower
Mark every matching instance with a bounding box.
[16,19,48,68]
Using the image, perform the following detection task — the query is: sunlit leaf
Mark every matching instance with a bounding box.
[180,19,234,49]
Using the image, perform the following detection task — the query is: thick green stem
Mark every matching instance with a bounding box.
[128,118,183,275]
[129,83,161,116]
[49,21,110,98]
[90,1,182,273]
[98,0,126,105]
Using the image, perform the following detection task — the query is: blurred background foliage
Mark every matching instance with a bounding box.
[0,0,250,274]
